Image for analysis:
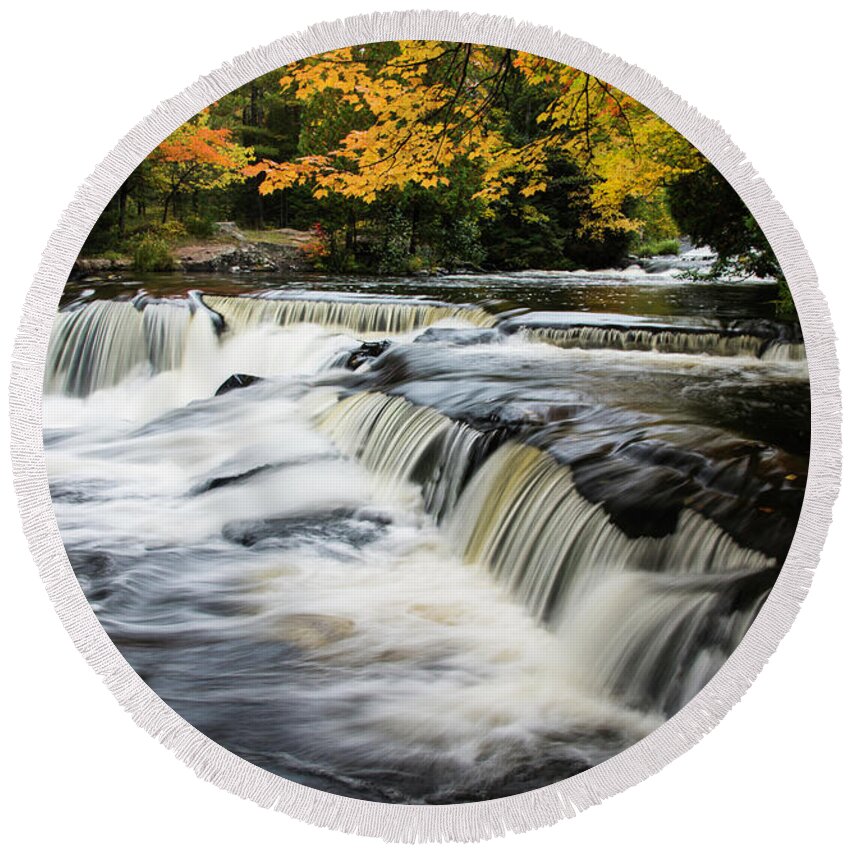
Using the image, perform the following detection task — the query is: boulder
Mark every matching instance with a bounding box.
[345,340,391,370]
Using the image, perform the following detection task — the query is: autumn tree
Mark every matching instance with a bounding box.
[150,110,254,222]
[246,42,703,240]
[80,39,781,279]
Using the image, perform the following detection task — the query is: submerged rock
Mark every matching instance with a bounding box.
[223,510,390,550]
[275,613,356,649]
[215,374,263,396]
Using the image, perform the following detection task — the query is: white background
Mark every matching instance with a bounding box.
[1,1,847,846]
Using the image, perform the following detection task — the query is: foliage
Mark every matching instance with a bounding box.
[184,215,216,239]
[299,221,358,272]
[300,222,332,264]
[439,216,485,271]
[376,207,413,274]
[149,110,254,222]
[132,237,175,272]
[247,43,701,236]
[79,40,782,285]
[667,163,780,280]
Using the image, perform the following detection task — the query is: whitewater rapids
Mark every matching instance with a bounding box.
[42,283,809,801]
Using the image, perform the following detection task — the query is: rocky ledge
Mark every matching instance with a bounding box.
[73,223,314,278]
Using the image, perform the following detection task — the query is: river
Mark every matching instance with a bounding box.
[43,266,809,802]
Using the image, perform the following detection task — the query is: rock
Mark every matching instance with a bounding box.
[178,244,279,272]
[414,327,502,346]
[345,340,391,369]
[222,510,389,549]
[71,256,132,278]
[642,259,674,274]
[215,374,263,396]
[214,221,249,242]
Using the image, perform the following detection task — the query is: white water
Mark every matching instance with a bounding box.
[42,289,799,801]
[205,292,497,336]
[523,324,767,358]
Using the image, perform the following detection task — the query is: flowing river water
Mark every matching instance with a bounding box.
[43,267,809,802]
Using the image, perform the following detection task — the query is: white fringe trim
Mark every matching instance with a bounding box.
[8,10,841,842]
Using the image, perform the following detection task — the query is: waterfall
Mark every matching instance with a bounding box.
[557,571,769,714]
[42,278,806,797]
[761,340,807,362]
[522,325,769,358]
[45,300,193,396]
[447,443,772,621]
[44,295,497,397]
[316,393,772,619]
[316,391,495,519]
[142,302,190,372]
[205,294,497,337]
[314,390,775,714]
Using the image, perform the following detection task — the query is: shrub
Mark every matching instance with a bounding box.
[127,220,187,243]
[184,215,216,239]
[133,237,175,272]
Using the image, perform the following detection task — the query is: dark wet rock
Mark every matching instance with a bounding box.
[729,317,803,344]
[190,455,336,495]
[215,374,263,396]
[223,510,390,550]
[546,433,806,560]
[192,464,277,495]
[570,456,694,538]
[188,290,226,334]
[345,340,391,370]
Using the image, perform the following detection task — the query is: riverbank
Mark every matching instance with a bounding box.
[73,223,316,279]
[73,224,710,282]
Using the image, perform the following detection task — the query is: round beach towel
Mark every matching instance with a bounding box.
[9,11,839,841]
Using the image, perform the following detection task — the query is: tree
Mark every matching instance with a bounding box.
[245,42,703,239]
[667,163,781,280]
[150,110,254,222]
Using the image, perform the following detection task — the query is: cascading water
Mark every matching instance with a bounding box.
[205,292,497,336]
[522,324,767,357]
[42,273,809,802]
[316,393,776,712]
[761,340,808,362]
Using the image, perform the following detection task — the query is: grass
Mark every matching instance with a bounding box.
[633,238,681,258]
[242,228,311,247]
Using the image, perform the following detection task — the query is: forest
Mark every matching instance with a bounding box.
[82,41,783,294]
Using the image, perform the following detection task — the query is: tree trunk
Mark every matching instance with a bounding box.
[255,186,264,228]
[409,201,419,254]
[345,206,357,254]
[118,182,128,236]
